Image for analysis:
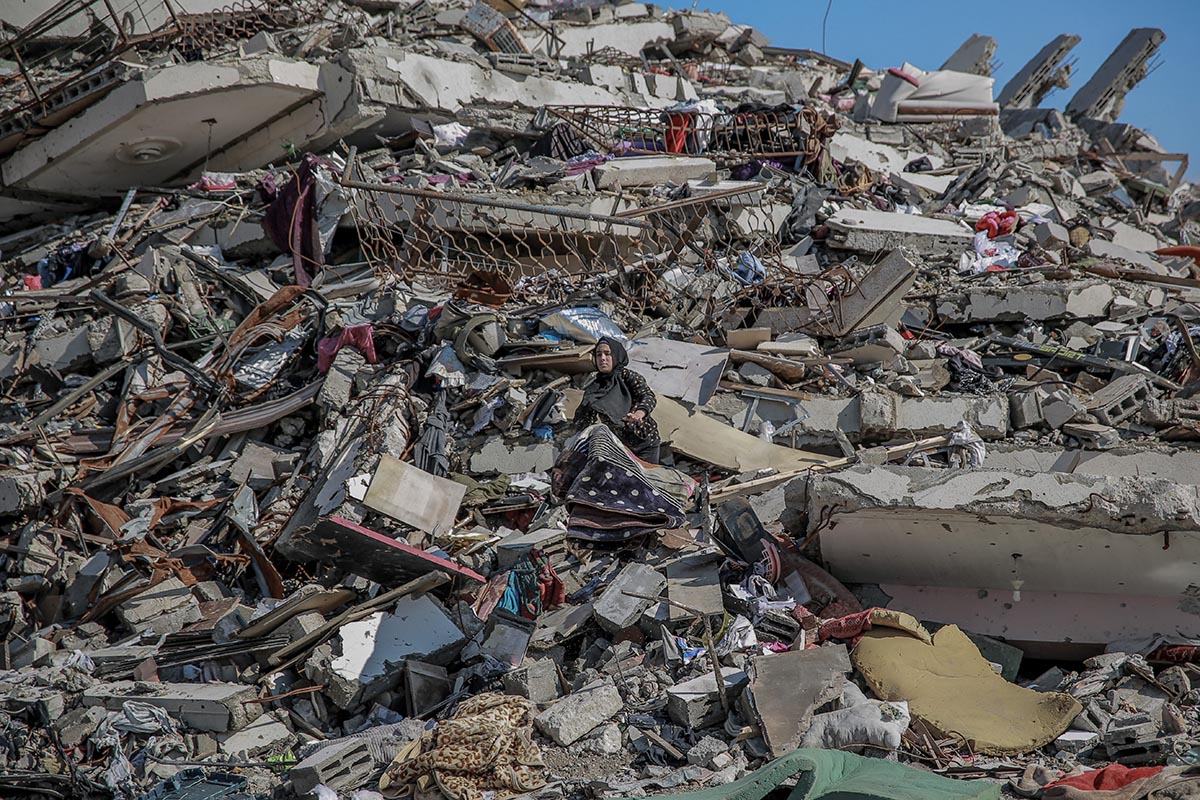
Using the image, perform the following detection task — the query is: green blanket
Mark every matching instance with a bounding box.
[661,749,1000,800]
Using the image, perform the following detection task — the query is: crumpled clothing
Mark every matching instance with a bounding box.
[452,473,512,507]
[1012,763,1200,800]
[258,155,329,286]
[960,230,1020,274]
[499,549,565,620]
[717,614,759,655]
[111,700,176,734]
[317,323,378,373]
[1046,765,1165,793]
[379,693,546,800]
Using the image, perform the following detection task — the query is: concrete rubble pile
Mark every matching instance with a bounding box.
[1,0,1199,798]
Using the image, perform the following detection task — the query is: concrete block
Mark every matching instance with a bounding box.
[857,390,898,434]
[666,667,748,729]
[535,679,623,746]
[55,706,107,748]
[503,658,561,704]
[218,712,295,758]
[115,576,201,635]
[289,738,374,795]
[825,209,973,255]
[317,347,365,414]
[593,563,666,634]
[830,324,906,365]
[83,681,262,732]
[0,470,49,516]
[686,734,729,768]
[1009,387,1048,429]
[1042,390,1086,429]
[229,442,298,490]
[1087,374,1151,427]
[594,156,715,189]
[1035,221,1070,249]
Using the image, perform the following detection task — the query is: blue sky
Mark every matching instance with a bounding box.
[671,0,1198,179]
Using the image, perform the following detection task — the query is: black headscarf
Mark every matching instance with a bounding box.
[582,337,633,423]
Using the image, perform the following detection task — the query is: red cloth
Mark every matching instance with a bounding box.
[1045,765,1164,792]
[23,275,42,290]
[317,324,378,373]
[538,555,566,613]
[816,609,876,642]
[975,209,1018,239]
[888,67,920,87]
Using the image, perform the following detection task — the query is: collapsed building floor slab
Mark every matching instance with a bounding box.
[807,466,1200,654]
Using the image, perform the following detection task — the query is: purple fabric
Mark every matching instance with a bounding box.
[258,154,329,287]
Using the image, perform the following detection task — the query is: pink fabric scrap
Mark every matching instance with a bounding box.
[317,324,378,373]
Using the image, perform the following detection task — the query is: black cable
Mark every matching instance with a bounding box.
[822,0,835,55]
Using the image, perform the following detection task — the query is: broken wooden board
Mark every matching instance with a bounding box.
[653,395,834,471]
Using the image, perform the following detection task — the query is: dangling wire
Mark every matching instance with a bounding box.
[822,0,835,55]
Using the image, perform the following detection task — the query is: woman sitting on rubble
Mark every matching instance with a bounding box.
[574,336,662,463]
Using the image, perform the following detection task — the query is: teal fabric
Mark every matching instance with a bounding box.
[660,749,1000,800]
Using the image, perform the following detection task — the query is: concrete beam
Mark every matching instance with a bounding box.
[998,34,1082,110]
[1066,28,1165,122]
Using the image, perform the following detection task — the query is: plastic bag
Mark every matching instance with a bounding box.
[539,307,625,344]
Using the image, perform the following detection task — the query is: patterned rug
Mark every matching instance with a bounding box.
[379,693,546,800]
[553,424,689,543]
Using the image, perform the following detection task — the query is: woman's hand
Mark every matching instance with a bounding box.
[624,410,646,423]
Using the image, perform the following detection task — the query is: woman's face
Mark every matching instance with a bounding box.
[594,344,614,374]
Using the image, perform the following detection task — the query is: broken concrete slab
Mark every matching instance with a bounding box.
[306,593,466,710]
[743,645,851,756]
[664,551,724,621]
[535,679,624,746]
[937,281,1120,323]
[469,439,558,474]
[825,209,974,255]
[1066,28,1166,122]
[999,34,1082,110]
[808,465,1200,648]
[83,681,262,732]
[593,562,666,634]
[594,156,716,189]
[666,667,749,730]
[628,338,728,406]
[217,712,295,758]
[115,577,201,635]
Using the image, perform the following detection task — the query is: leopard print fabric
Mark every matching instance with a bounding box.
[379,693,546,800]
